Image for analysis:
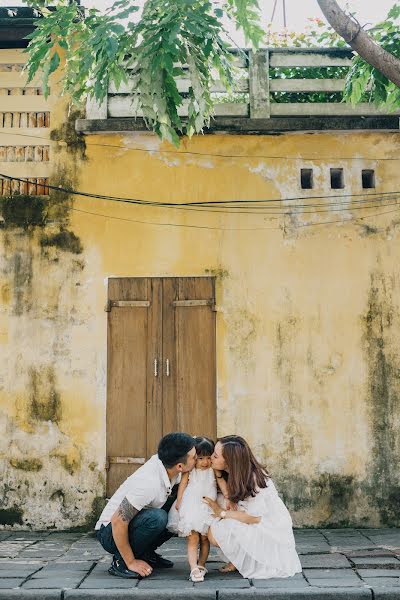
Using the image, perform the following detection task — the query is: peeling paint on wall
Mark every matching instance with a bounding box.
[1,57,400,529]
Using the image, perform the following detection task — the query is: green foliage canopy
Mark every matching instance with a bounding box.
[23,0,400,145]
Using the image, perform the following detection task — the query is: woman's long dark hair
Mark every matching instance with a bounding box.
[219,435,270,503]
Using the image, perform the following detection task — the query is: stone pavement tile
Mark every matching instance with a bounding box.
[85,562,111,577]
[194,578,250,589]
[47,533,82,542]
[132,565,193,580]
[350,556,400,568]
[19,550,66,560]
[79,577,139,589]
[6,533,50,541]
[361,530,400,550]
[0,562,44,577]
[362,578,400,587]
[138,579,194,588]
[62,545,109,560]
[294,534,332,555]
[252,575,310,589]
[22,577,82,589]
[322,533,376,552]
[36,562,94,574]
[0,541,35,558]
[346,550,397,558]
[300,553,351,568]
[295,543,332,555]
[0,578,25,588]
[0,534,11,542]
[303,569,360,579]
[62,550,107,560]
[67,590,215,600]
[308,579,365,587]
[357,569,400,578]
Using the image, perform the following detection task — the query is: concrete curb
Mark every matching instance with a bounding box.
[218,589,372,599]
[65,591,216,600]
[0,587,375,600]
[0,592,61,600]
[371,591,400,600]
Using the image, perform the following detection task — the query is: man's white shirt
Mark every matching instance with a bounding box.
[95,454,181,530]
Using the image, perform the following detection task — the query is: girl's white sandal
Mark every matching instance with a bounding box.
[198,566,208,575]
[189,567,205,582]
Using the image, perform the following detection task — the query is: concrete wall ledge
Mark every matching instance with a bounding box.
[75,116,400,135]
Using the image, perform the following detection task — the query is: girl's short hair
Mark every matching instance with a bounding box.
[194,436,215,457]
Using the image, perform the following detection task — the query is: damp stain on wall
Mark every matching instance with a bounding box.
[361,270,400,525]
[29,367,62,424]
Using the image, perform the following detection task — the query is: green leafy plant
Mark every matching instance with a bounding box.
[23,0,263,146]
[23,1,400,144]
[343,4,400,111]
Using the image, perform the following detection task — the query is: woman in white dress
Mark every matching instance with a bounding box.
[203,435,302,579]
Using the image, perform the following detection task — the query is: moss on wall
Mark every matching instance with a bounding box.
[0,507,23,526]
[29,367,62,424]
[50,108,86,161]
[40,229,83,254]
[0,195,48,229]
[9,458,43,472]
[362,270,400,526]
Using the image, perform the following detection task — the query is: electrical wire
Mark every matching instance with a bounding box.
[1,173,400,214]
[0,129,399,162]
[70,204,400,231]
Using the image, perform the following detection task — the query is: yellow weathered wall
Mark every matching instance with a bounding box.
[1,49,400,528]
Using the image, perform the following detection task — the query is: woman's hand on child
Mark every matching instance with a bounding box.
[203,496,222,518]
[175,500,181,511]
[226,499,237,511]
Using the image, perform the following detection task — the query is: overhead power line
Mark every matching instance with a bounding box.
[1,174,399,214]
[70,205,400,232]
[1,173,399,231]
[0,130,399,161]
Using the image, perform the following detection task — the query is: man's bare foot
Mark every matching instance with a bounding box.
[218,562,237,573]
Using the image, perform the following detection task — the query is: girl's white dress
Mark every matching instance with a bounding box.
[168,467,217,536]
[210,479,302,579]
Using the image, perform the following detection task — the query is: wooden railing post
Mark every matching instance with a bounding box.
[249,50,270,118]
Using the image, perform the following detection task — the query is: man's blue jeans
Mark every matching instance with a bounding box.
[97,506,174,562]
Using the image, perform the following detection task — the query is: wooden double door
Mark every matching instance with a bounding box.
[106,277,217,495]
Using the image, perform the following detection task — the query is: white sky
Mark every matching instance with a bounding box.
[1,0,395,41]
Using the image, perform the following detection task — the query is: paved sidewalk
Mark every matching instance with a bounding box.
[0,529,399,599]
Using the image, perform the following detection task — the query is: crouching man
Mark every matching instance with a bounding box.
[95,432,196,579]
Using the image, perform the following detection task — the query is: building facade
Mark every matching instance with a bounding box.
[1,9,400,529]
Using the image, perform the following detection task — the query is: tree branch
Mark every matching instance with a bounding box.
[317,0,400,88]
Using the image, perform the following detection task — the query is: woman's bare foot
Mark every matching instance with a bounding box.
[218,562,237,573]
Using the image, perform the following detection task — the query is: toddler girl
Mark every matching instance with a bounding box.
[168,436,228,582]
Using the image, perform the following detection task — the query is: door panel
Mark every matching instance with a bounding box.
[106,277,216,496]
[175,277,216,438]
[106,278,152,495]
[163,277,216,440]
[162,278,178,435]
[146,278,163,458]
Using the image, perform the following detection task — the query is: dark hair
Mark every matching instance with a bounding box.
[158,432,195,469]
[219,435,269,503]
[194,436,214,457]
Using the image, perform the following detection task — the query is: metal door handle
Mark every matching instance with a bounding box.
[154,358,158,377]
[166,359,170,377]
